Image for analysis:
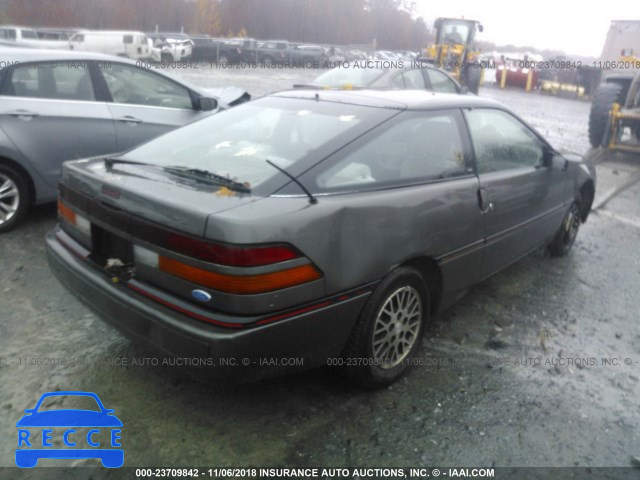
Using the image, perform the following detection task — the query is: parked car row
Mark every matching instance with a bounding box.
[0,25,420,69]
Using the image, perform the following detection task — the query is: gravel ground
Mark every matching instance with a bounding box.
[1,66,639,479]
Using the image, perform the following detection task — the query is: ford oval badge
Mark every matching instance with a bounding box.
[191,290,212,303]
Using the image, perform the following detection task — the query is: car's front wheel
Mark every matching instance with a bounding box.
[0,164,29,233]
[340,266,428,388]
[548,201,581,256]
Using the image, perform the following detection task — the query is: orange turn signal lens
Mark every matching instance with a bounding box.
[58,199,76,225]
[158,256,322,295]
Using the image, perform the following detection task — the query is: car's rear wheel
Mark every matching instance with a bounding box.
[548,201,581,257]
[340,266,428,388]
[0,164,29,233]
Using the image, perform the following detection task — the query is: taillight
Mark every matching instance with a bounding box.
[165,233,299,267]
[58,199,91,237]
[134,243,322,295]
[158,256,322,294]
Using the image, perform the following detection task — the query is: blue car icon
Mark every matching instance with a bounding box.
[16,391,123,468]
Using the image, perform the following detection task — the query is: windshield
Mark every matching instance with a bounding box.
[121,96,396,193]
[312,65,387,87]
[441,22,471,44]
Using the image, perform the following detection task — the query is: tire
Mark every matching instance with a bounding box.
[464,63,482,94]
[160,52,173,63]
[340,266,429,388]
[548,201,581,257]
[588,83,624,148]
[0,164,29,233]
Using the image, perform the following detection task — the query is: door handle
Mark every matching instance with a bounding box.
[477,187,494,213]
[115,116,143,124]
[5,109,40,119]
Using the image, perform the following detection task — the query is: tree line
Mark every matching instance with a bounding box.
[1,0,429,49]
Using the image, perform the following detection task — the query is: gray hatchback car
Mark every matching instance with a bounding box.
[0,47,249,232]
[47,89,595,387]
[301,61,464,94]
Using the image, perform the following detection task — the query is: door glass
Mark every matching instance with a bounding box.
[4,62,95,101]
[402,69,426,89]
[314,111,467,191]
[466,109,544,173]
[391,73,405,88]
[99,63,193,109]
[425,69,458,93]
[21,29,39,39]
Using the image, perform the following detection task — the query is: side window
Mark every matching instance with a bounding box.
[425,69,458,93]
[402,69,426,89]
[466,109,545,173]
[391,73,405,88]
[123,35,133,44]
[21,30,39,39]
[4,62,95,101]
[313,111,467,191]
[99,63,193,109]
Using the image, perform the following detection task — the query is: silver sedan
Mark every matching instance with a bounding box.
[0,47,249,232]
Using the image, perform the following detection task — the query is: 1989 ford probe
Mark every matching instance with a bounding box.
[47,89,595,387]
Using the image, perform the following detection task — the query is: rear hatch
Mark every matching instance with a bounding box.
[57,157,325,321]
[62,157,257,236]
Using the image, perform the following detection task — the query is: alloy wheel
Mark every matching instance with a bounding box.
[0,173,19,226]
[372,286,423,369]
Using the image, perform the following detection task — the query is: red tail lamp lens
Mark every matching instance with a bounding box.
[166,234,299,267]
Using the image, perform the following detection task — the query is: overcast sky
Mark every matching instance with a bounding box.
[415,0,640,57]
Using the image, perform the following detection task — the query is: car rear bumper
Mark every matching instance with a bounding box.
[46,230,368,381]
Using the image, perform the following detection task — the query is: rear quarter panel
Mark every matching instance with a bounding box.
[206,178,485,298]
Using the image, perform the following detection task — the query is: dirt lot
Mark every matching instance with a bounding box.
[1,66,639,479]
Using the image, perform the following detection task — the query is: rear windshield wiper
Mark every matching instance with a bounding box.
[104,158,251,193]
[164,166,251,193]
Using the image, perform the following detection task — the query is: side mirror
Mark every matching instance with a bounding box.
[478,24,484,33]
[197,97,218,111]
[459,85,469,95]
[550,154,568,171]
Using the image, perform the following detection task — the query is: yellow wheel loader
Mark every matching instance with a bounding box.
[421,18,484,94]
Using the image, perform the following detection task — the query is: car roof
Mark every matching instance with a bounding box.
[0,46,138,66]
[270,88,503,111]
[0,25,36,30]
